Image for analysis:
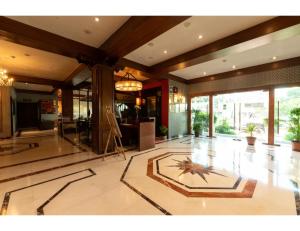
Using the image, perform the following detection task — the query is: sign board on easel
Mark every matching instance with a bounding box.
[104,107,126,160]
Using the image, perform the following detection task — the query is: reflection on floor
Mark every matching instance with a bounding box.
[0,133,299,215]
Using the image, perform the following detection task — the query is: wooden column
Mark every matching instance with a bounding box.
[187,96,192,134]
[91,64,114,154]
[61,88,73,119]
[208,95,214,137]
[268,88,275,145]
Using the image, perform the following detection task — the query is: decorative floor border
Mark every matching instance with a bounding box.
[120,147,172,215]
[1,168,96,215]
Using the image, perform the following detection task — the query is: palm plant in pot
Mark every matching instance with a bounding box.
[288,107,300,152]
[246,123,257,145]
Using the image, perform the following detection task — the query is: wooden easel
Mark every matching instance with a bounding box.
[104,107,126,160]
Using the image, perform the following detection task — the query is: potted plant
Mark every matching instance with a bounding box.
[288,108,300,152]
[246,123,257,145]
[159,125,168,140]
[193,122,202,137]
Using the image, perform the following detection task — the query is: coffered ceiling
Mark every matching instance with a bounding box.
[171,25,300,79]
[8,16,130,47]
[125,16,274,66]
[0,39,79,81]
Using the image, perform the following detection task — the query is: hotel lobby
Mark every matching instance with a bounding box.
[0,15,300,216]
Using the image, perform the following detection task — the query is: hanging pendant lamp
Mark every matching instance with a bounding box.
[115,72,142,92]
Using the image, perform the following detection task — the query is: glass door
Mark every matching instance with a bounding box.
[191,96,209,136]
[275,87,300,143]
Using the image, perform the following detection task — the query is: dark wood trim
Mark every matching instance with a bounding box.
[187,56,300,84]
[64,64,87,84]
[100,16,190,58]
[268,88,275,145]
[150,16,300,75]
[15,89,54,95]
[208,95,213,137]
[0,17,106,61]
[11,74,68,87]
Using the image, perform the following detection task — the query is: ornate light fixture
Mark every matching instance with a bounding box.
[115,72,142,92]
[0,68,14,87]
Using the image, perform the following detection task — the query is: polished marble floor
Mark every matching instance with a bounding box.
[0,132,299,215]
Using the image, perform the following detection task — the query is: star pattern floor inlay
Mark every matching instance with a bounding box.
[0,132,299,215]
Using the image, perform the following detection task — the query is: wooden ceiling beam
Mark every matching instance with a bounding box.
[149,16,300,75]
[11,74,69,87]
[0,17,106,62]
[100,16,190,58]
[187,56,300,84]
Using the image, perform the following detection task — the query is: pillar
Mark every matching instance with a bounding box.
[268,88,275,145]
[208,94,214,137]
[91,64,114,154]
[61,88,73,119]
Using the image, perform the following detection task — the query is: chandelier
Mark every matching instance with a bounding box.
[0,68,14,87]
[115,72,142,92]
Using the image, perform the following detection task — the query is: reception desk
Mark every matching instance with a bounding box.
[119,119,155,151]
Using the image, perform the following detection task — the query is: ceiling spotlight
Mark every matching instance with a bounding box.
[272,56,277,60]
[94,17,100,22]
[25,82,28,85]
[24,53,30,57]
[163,50,167,54]
[203,72,207,76]
[198,35,203,39]
[232,65,236,69]
[183,22,191,28]
[147,42,154,47]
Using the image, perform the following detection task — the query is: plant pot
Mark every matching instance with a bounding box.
[292,141,300,152]
[194,131,200,137]
[161,135,167,140]
[246,136,256,145]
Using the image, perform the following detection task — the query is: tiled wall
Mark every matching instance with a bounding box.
[168,80,188,138]
[189,65,300,95]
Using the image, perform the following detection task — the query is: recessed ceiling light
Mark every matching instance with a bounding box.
[232,65,236,69]
[163,50,167,54]
[147,42,154,47]
[198,35,203,39]
[25,82,28,85]
[272,56,277,60]
[94,17,100,22]
[203,72,207,76]
[11,56,16,59]
[84,29,91,35]
[24,53,30,57]
[183,22,191,28]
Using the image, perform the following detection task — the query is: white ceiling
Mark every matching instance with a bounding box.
[171,30,300,79]
[13,82,54,92]
[125,16,274,66]
[0,39,79,81]
[8,16,130,48]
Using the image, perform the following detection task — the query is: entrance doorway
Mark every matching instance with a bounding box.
[17,102,39,129]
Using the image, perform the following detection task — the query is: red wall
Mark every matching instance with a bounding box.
[142,80,169,128]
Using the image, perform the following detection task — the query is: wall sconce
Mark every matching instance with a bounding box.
[136,97,142,106]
